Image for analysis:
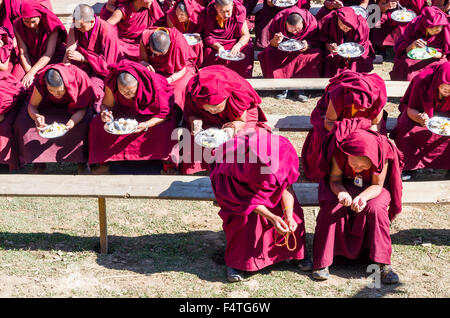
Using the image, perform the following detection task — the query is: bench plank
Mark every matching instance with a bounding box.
[247,78,409,98]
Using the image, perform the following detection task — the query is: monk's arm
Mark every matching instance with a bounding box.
[99,86,116,122]
[136,116,167,132]
[280,186,298,233]
[0,55,10,71]
[63,27,78,63]
[106,0,117,13]
[27,88,44,127]
[324,100,338,131]
[139,40,149,63]
[107,9,123,26]
[222,110,246,135]
[433,0,450,12]
[66,108,87,129]
[356,161,388,203]
[28,31,58,76]
[166,16,175,28]
[329,156,353,206]
[188,116,203,134]
[406,106,429,127]
[253,205,290,235]
[237,20,251,47]
[15,31,33,74]
[370,111,384,131]
[167,67,187,84]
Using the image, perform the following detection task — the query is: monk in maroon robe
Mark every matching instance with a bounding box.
[210,129,311,282]
[0,0,22,37]
[390,7,450,80]
[370,0,427,50]
[179,65,269,174]
[167,0,206,67]
[314,0,369,22]
[390,62,450,179]
[140,26,197,112]
[203,0,254,78]
[0,26,14,72]
[257,6,323,101]
[64,4,123,113]
[100,0,129,20]
[12,0,67,91]
[0,71,24,170]
[107,0,165,61]
[14,63,99,174]
[302,70,387,182]
[312,117,403,285]
[88,60,179,175]
[432,0,450,15]
[254,0,310,50]
[320,7,375,77]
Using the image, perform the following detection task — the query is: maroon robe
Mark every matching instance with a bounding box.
[203,0,254,78]
[141,27,197,111]
[390,62,450,170]
[210,130,306,271]
[302,70,387,181]
[0,71,24,170]
[390,7,450,80]
[12,0,67,81]
[0,27,14,72]
[254,0,310,49]
[370,0,427,48]
[320,7,375,77]
[115,1,165,61]
[88,60,179,164]
[0,0,22,37]
[72,16,123,112]
[99,0,130,21]
[258,6,323,79]
[313,118,403,270]
[179,65,269,174]
[167,0,206,67]
[315,0,367,22]
[14,63,99,165]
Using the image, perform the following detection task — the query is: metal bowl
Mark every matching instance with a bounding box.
[426,116,450,136]
[391,9,417,23]
[183,33,201,46]
[218,50,245,61]
[278,39,305,52]
[38,123,68,139]
[194,128,231,148]
[272,0,298,8]
[337,42,365,58]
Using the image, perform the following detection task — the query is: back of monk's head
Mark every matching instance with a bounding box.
[150,30,171,54]
[287,13,303,27]
[45,68,64,88]
[117,71,138,87]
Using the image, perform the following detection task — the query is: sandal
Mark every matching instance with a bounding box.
[312,267,330,281]
[380,264,399,285]
[226,266,245,283]
[296,258,313,272]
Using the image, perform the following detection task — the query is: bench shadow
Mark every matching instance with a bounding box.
[391,228,450,246]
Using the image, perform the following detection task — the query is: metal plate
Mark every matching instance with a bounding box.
[391,9,417,23]
[104,118,138,135]
[350,5,368,19]
[183,33,201,46]
[38,123,68,139]
[278,39,305,52]
[272,0,298,8]
[194,128,231,148]
[427,116,450,136]
[218,50,245,61]
[337,42,365,58]
[407,47,437,60]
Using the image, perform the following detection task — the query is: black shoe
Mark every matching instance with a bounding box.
[296,258,313,272]
[380,264,400,285]
[275,89,289,100]
[226,266,245,283]
[293,89,308,102]
[401,170,417,181]
[312,267,330,281]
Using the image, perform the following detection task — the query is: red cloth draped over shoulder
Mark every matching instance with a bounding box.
[0,71,23,115]
[100,0,129,20]
[0,27,14,65]
[0,0,22,37]
[393,6,450,56]
[167,0,206,33]
[73,16,123,78]
[319,118,404,221]
[183,65,267,127]
[203,0,247,47]
[105,60,175,118]
[35,63,100,113]
[141,27,197,76]
[13,0,67,65]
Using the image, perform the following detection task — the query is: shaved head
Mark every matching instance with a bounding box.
[149,30,171,54]
[45,68,64,88]
[177,1,187,12]
[286,13,303,26]
[73,4,95,23]
[117,71,138,87]
[215,0,233,6]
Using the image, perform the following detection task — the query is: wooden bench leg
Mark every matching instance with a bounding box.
[98,197,108,254]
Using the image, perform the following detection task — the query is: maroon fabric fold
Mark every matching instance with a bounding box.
[167,0,206,31]
[0,0,22,37]
[0,26,13,64]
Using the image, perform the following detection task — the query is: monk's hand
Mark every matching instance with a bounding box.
[0,39,3,47]
[135,122,150,133]
[434,51,444,59]
[271,215,290,235]
[299,40,309,52]
[338,191,352,207]
[66,49,85,63]
[65,119,75,130]
[0,114,4,123]
[35,114,47,130]
[22,72,35,89]
[333,0,344,9]
[327,43,338,54]
[191,119,203,135]
[267,0,275,7]
[351,195,367,213]
[101,109,114,123]
[413,38,427,49]
[230,43,242,57]
[417,112,429,127]
[140,61,155,72]
[284,214,298,233]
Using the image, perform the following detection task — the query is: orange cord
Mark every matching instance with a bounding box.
[273,213,297,251]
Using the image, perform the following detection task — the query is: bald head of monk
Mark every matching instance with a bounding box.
[134,0,154,10]
[149,30,171,56]
[215,0,234,20]
[176,1,189,23]
[286,13,304,35]
[117,71,138,100]
[45,69,67,99]
[73,4,95,33]
[348,155,373,173]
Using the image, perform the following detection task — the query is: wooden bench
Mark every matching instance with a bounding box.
[1,174,448,255]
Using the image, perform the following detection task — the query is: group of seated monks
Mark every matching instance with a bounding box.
[0,0,448,284]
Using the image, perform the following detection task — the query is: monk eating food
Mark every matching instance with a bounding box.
[312,118,403,285]
[0,26,14,72]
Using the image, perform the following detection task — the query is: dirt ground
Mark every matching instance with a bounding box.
[0,1,448,298]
